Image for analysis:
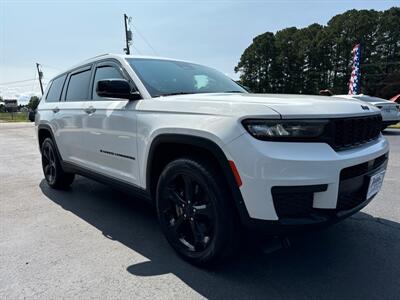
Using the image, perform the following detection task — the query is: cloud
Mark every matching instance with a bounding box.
[0,88,41,105]
[17,92,41,105]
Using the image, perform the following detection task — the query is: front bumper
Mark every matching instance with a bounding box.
[224,133,389,229]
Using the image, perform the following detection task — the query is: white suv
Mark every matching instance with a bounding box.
[36,54,389,266]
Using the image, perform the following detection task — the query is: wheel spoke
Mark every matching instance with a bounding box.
[190,220,206,249]
[182,175,194,202]
[168,188,185,207]
[49,149,54,164]
[44,164,51,176]
[43,146,49,160]
[168,215,185,240]
[50,166,56,178]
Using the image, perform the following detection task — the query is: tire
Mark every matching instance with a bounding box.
[41,137,75,189]
[156,156,240,267]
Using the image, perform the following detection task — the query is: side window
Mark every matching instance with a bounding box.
[92,66,124,100]
[46,75,66,102]
[65,69,92,101]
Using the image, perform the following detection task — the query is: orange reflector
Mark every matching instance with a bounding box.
[228,160,242,187]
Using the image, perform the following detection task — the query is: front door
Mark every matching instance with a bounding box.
[81,61,140,186]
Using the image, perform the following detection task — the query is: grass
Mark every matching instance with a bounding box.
[389,123,400,129]
[0,112,29,122]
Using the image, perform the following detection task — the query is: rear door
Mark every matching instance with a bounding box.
[41,74,67,157]
[58,65,93,166]
[82,60,140,185]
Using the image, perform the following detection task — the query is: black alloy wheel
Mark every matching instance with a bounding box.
[156,157,239,266]
[42,140,57,185]
[41,138,75,189]
[160,172,215,253]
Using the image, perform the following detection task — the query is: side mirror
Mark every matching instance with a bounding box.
[96,79,141,100]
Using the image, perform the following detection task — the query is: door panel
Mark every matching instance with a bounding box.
[81,62,140,185]
[57,66,93,166]
[82,100,140,184]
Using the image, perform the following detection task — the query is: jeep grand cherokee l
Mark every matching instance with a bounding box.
[35,54,389,266]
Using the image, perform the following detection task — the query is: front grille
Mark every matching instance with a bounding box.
[340,153,388,180]
[337,153,388,210]
[331,115,382,151]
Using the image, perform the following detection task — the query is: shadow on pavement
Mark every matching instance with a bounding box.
[382,129,400,136]
[40,177,400,300]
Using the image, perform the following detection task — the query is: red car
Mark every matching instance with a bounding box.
[390,94,400,104]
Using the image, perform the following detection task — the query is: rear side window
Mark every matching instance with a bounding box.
[46,75,66,102]
[92,66,124,100]
[65,69,92,101]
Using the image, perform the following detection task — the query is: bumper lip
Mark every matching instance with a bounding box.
[241,194,375,234]
[241,160,387,234]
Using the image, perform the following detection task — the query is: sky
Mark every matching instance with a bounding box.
[0,0,398,104]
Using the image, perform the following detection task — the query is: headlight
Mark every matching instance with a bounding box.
[242,119,329,140]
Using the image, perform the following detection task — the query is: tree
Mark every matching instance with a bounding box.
[235,7,400,99]
[235,32,278,93]
[27,96,40,111]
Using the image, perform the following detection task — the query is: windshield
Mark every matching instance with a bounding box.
[126,58,246,97]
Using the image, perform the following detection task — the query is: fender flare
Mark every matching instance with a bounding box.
[146,134,251,225]
[37,124,65,168]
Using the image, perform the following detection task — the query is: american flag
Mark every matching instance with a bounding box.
[348,44,361,95]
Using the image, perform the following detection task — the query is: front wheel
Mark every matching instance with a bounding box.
[41,137,75,189]
[156,157,239,267]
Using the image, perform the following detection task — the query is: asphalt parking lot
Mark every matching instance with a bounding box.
[0,122,399,299]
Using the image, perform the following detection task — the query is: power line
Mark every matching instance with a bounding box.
[41,64,63,71]
[0,78,36,85]
[132,45,143,55]
[132,24,159,56]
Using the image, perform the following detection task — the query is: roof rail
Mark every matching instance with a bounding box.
[90,53,110,59]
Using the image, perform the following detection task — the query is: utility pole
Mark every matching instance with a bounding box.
[123,14,133,55]
[36,63,44,95]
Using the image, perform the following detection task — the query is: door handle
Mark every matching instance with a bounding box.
[52,107,60,113]
[84,106,96,114]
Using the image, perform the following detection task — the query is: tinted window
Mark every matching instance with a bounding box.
[46,75,66,102]
[93,66,124,100]
[126,58,246,97]
[65,69,91,101]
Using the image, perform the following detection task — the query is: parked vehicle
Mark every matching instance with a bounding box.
[335,94,400,130]
[35,54,389,266]
[28,110,36,122]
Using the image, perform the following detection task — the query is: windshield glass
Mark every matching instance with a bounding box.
[126,58,246,97]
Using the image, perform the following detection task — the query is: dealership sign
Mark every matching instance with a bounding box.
[4,99,18,112]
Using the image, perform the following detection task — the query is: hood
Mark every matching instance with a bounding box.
[334,94,397,107]
[154,93,380,118]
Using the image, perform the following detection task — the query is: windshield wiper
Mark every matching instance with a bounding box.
[156,92,194,97]
[222,91,246,93]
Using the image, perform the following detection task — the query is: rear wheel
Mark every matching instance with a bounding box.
[156,157,239,267]
[41,138,75,189]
